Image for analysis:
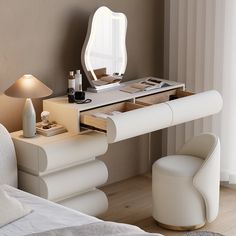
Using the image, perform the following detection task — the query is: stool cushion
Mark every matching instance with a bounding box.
[153,155,203,177]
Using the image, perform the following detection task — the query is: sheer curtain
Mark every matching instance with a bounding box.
[164,0,236,184]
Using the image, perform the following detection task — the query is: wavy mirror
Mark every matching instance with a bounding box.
[81,6,127,92]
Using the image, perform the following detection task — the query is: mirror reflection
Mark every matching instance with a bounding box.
[81,6,127,91]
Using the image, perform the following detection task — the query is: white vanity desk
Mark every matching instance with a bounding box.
[44,78,185,138]
[11,77,222,217]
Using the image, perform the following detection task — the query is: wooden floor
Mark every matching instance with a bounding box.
[99,174,236,236]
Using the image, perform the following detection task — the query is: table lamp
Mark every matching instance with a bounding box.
[4,74,53,138]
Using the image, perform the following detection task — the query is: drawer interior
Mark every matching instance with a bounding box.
[80,102,144,131]
[136,89,193,106]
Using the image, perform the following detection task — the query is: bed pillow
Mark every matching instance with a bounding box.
[0,189,31,227]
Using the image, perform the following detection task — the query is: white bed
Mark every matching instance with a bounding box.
[0,184,98,236]
[0,123,162,236]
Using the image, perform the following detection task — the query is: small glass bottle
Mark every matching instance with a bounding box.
[67,71,75,103]
[75,70,82,92]
[75,70,85,101]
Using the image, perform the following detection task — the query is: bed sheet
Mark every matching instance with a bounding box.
[0,185,99,236]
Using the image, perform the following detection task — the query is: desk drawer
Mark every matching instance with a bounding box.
[80,89,222,143]
[80,102,144,132]
[80,89,181,132]
[136,90,193,106]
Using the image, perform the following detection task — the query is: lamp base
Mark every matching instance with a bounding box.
[23,98,36,138]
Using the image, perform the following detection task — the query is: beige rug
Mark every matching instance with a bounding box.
[184,232,224,236]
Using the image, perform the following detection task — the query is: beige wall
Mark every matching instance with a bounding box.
[0,0,164,184]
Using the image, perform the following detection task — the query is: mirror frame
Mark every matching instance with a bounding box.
[81,6,128,92]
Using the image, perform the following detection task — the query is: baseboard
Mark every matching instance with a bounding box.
[221,182,236,190]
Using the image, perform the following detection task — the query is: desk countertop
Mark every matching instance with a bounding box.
[44,77,185,112]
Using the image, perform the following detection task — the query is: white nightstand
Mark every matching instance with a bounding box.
[11,130,109,216]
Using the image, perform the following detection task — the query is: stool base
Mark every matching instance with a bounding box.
[156,220,205,231]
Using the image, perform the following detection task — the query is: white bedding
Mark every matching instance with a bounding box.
[26,222,163,236]
[0,189,31,228]
[0,185,163,236]
[0,185,99,236]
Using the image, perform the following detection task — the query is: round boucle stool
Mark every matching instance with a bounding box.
[152,133,220,231]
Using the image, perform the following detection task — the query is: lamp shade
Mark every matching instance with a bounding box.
[4,74,53,98]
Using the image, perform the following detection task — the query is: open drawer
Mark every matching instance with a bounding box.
[80,89,223,143]
[80,102,144,131]
[135,89,193,106]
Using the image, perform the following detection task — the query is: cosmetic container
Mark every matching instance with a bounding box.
[67,71,75,103]
[75,70,85,101]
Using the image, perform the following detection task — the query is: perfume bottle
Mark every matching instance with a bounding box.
[67,71,75,103]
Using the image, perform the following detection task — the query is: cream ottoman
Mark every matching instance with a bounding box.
[152,133,220,231]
